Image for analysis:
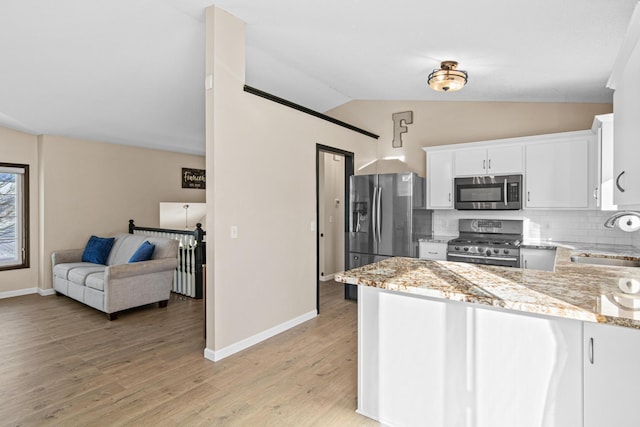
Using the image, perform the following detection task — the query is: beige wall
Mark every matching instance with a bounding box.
[38,135,205,290]
[0,127,205,296]
[0,126,39,293]
[205,7,377,353]
[327,101,613,177]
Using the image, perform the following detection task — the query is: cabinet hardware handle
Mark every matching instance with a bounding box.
[589,337,594,364]
[488,159,491,170]
[449,192,451,202]
[616,171,626,193]
[428,251,438,254]
[524,259,528,268]
[593,188,598,200]
[504,179,508,206]
[483,160,486,170]
[527,191,531,202]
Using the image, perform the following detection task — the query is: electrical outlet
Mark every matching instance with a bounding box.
[230,225,238,239]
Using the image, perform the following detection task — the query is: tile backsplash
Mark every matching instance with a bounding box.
[432,210,640,247]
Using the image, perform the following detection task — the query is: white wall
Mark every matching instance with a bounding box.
[204,7,377,358]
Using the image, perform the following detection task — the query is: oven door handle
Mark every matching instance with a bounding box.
[447,253,519,262]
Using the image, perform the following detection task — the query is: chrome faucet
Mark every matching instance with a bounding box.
[604,211,640,228]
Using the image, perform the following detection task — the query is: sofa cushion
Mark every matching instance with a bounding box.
[85,272,105,291]
[53,262,99,280]
[68,266,106,285]
[129,241,155,263]
[106,234,179,266]
[82,236,115,264]
[107,234,146,266]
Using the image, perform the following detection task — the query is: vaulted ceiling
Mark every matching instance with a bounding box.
[0,0,636,155]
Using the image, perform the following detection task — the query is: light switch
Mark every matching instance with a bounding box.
[230,225,238,239]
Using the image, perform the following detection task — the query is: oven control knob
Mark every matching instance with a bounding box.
[463,247,469,252]
[493,249,499,254]
[503,249,510,255]
[454,246,460,251]
[486,249,492,256]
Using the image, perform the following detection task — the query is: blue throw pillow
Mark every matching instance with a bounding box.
[129,241,155,263]
[82,235,115,264]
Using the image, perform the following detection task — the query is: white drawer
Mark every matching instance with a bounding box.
[419,241,447,261]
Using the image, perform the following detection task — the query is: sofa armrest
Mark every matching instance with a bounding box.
[106,258,178,280]
[51,248,84,266]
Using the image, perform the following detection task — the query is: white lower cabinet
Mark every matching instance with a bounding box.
[359,286,583,427]
[584,322,640,427]
[520,247,557,271]
[474,309,582,427]
[418,241,447,260]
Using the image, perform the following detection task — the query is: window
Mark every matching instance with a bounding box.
[0,163,29,270]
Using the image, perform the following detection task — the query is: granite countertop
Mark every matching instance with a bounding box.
[335,246,640,329]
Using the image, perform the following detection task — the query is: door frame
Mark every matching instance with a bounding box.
[316,144,354,313]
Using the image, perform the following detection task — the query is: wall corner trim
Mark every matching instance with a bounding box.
[243,85,379,140]
[38,288,57,296]
[203,309,318,362]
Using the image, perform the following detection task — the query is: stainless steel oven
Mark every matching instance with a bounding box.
[447,219,523,268]
[454,174,522,210]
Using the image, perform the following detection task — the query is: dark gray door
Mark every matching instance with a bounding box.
[348,174,377,255]
[377,173,413,257]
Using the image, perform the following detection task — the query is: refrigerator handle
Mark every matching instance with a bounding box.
[377,186,382,242]
[372,186,378,242]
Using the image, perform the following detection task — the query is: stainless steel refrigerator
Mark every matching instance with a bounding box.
[345,172,432,299]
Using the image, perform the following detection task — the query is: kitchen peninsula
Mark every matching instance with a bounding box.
[335,246,640,427]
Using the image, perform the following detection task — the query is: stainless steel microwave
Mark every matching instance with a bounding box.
[454,174,522,210]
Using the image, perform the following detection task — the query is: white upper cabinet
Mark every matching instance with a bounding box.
[592,114,617,211]
[608,5,640,209]
[425,149,454,209]
[454,145,523,176]
[525,134,591,209]
[425,130,594,210]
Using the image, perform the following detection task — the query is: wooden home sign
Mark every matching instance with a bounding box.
[182,168,206,189]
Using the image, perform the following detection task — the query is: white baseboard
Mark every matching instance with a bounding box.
[204,309,317,362]
[0,287,37,299]
[0,287,58,299]
[320,274,335,281]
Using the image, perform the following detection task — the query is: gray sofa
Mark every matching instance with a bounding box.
[52,233,179,320]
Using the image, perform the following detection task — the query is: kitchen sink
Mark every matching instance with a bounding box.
[570,255,640,267]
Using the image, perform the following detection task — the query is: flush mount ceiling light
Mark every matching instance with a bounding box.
[428,60,468,92]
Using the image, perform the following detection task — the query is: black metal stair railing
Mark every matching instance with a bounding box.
[128,219,206,299]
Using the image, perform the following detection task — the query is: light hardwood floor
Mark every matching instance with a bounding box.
[0,281,378,426]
